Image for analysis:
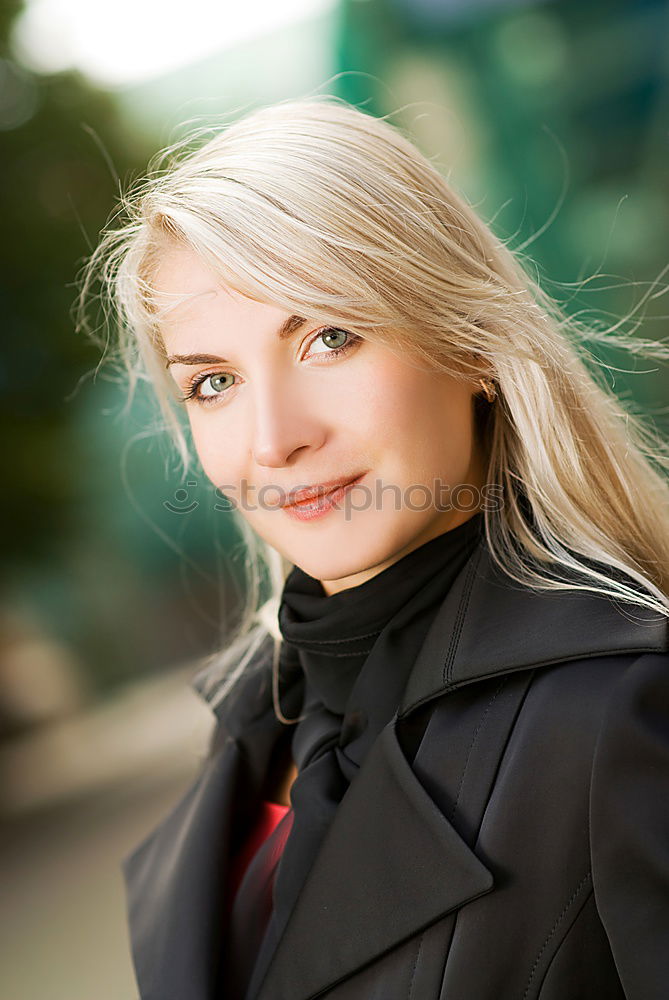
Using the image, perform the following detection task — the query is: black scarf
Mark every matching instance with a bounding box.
[280,510,485,772]
[225,512,485,1000]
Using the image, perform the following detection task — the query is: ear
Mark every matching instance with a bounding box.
[452,352,497,390]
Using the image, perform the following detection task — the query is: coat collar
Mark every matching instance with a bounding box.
[124,535,668,1000]
[398,537,668,716]
[193,535,669,723]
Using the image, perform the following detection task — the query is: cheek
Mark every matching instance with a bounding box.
[346,358,471,437]
[187,412,244,487]
[344,357,413,434]
[380,370,475,475]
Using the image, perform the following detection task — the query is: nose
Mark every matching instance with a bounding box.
[251,375,325,469]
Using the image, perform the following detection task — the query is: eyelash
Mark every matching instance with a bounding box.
[178,326,361,406]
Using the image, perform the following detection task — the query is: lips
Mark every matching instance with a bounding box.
[282,473,365,507]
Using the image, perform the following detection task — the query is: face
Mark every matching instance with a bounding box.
[158,246,488,595]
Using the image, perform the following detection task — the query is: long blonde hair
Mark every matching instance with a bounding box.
[78,95,669,713]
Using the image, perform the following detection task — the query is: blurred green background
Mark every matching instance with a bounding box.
[1,0,667,996]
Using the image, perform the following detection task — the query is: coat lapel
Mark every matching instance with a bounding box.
[252,711,494,1000]
[122,737,242,1000]
[122,642,287,1000]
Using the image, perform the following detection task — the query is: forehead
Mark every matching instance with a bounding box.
[151,245,303,353]
[152,252,229,354]
[151,245,228,311]
[152,246,251,320]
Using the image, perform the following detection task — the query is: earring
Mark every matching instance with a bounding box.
[478,376,497,403]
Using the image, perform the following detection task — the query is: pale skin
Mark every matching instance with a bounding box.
[157,245,491,805]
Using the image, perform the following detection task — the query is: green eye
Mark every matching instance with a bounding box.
[200,373,233,397]
[310,327,360,358]
[321,328,348,350]
[181,370,235,405]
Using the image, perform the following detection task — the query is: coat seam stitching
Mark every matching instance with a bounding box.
[407,931,425,1000]
[439,646,663,696]
[444,550,482,686]
[522,871,593,999]
[450,677,507,823]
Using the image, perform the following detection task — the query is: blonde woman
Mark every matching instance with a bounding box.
[81,97,669,1000]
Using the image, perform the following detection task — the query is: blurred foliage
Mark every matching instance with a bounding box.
[0,0,154,571]
[337,0,669,413]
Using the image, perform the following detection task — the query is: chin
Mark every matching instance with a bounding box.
[261,512,423,586]
[291,554,366,586]
[282,543,367,584]
[287,532,406,589]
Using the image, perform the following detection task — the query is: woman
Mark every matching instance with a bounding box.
[80,97,669,999]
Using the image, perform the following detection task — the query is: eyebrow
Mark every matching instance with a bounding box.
[164,313,308,369]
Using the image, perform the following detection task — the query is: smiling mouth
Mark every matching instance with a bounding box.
[282,473,366,507]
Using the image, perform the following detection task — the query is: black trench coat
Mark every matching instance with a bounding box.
[122,541,669,1000]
